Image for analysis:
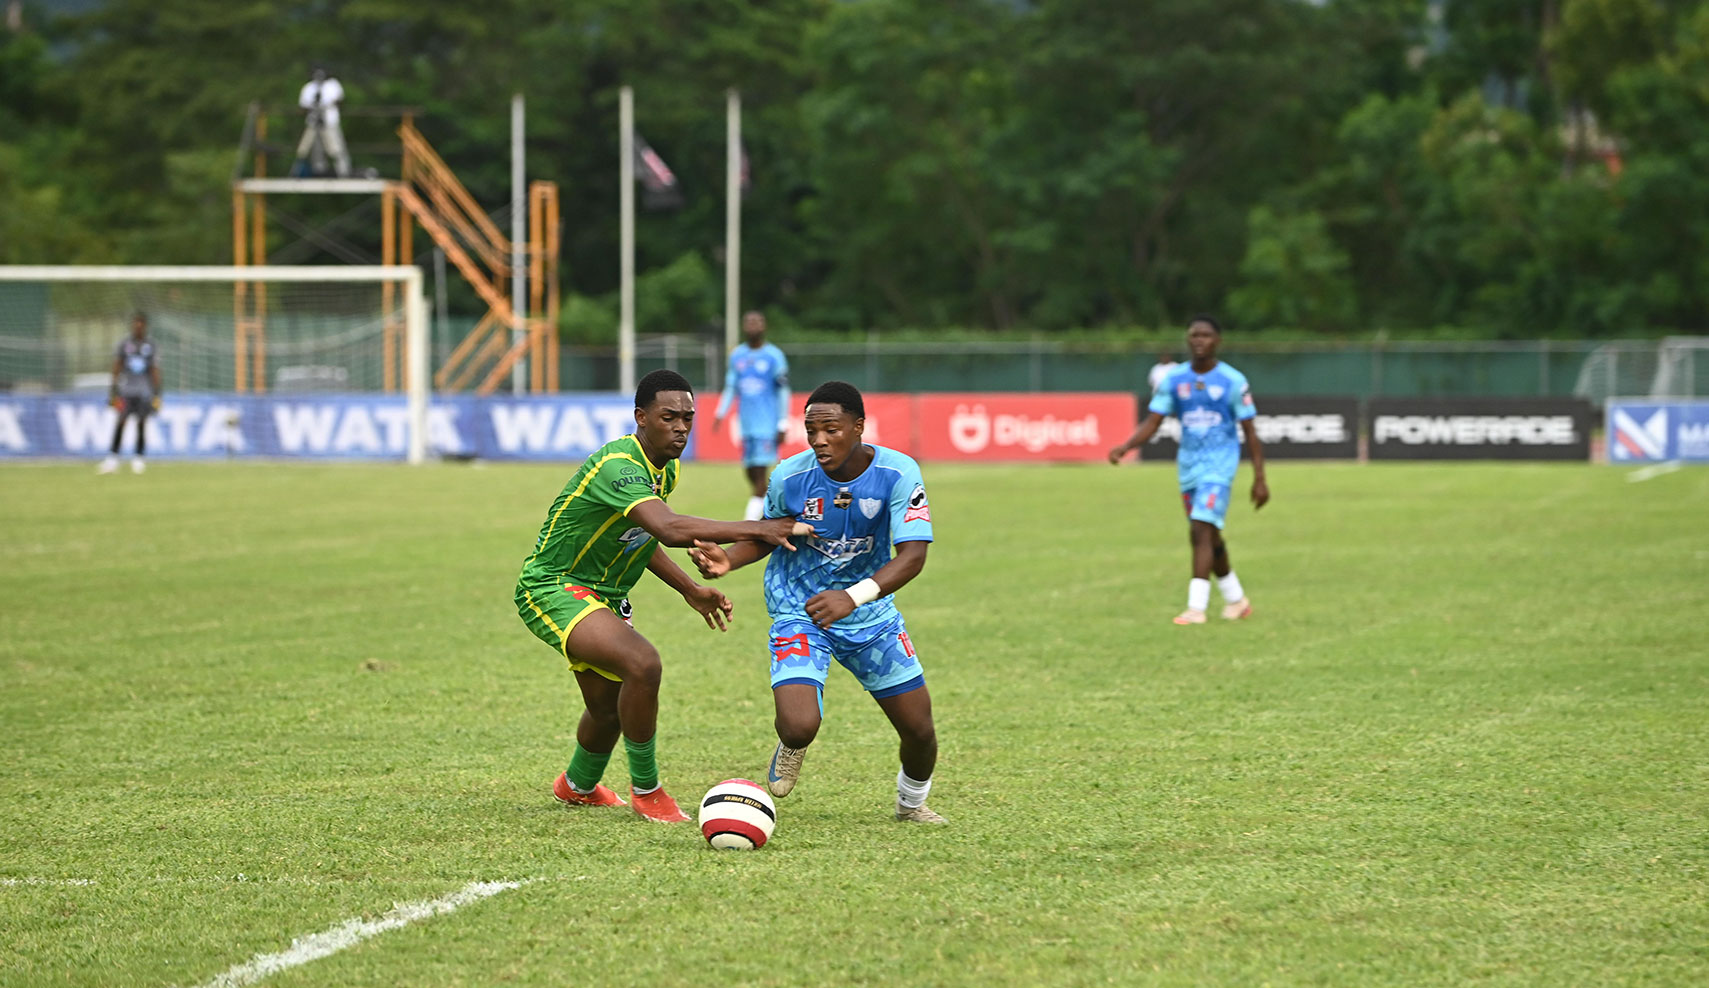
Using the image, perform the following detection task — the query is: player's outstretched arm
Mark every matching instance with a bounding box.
[803,541,929,630]
[629,500,812,550]
[688,539,776,580]
[647,550,733,631]
[1109,412,1165,464]
[1240,418,1270,509]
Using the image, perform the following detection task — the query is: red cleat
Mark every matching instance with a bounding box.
[630,787,690,823]
[553,772,625,807]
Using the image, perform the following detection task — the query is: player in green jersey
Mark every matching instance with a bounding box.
[516,369,811,823]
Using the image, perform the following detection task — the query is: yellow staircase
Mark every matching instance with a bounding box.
[389,121,559,394]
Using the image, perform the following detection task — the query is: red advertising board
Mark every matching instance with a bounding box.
[693,392,915,460]
[913,393,1136,461]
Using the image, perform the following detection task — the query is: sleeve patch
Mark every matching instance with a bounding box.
[903,482,931,523]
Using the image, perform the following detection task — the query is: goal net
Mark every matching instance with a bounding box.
[0,266,428,462]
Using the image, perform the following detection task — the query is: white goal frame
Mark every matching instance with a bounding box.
[0,265,430,464]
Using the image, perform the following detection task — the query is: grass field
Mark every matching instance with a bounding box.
[2,458,1706,987]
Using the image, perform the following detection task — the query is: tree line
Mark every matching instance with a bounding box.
[2,0,1705,338]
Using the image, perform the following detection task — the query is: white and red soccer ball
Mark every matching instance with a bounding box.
[698,779,777,850]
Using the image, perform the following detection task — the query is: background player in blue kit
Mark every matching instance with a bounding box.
[690,381,946,824]
[714,310,791,520]
[1109,316,1270,624]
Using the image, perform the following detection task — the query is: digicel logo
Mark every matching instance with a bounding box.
[948,404,1102,453]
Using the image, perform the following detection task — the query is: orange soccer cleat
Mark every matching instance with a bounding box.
[629,787,691,823]
[1221,598,1253,620]
[552,772,626,808]
[1172,609,1208,625]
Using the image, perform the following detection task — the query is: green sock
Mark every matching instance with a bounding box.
[566,743,613,793]
[624,734,659,793]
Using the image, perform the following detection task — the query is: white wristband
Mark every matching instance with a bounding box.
[845,578,882,607]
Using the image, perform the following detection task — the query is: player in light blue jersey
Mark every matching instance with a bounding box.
[714,310,792,521]
[690,381,947,824]
[1110,316,1270,624]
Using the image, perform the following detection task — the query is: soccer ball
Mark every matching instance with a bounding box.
[698,779,777,850]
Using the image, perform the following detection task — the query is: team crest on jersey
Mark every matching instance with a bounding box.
[801,497,824,521]
[833,489,853,510]
[858,497,883,519]
[903,483,931,523]
[1208,385,1224,400]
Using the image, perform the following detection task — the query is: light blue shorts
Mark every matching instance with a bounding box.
[741,435,778,468]
[768,614,924,698]
[1181,482,1232,529]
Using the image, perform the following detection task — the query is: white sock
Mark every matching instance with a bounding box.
[743,496,764,521]
[896,769,932,809]
[1217,571,1245,603]
[1187,578,1211,613]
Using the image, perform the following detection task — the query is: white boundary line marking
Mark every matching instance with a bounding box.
[0,877,96,886]
[186,880,525,988]
[1627,461,1683,483]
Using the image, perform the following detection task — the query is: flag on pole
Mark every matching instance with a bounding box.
[634,133,682,209]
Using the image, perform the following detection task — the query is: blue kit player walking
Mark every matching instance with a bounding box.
[714,310,791,521]
[691,381,946,824]
[1110,316,1270,624]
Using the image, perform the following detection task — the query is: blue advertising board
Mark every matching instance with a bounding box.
[1606,400,1709,464]
[0,393,646,462]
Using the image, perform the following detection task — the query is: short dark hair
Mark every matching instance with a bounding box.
[1189,314,1222,334]
[806,380,864,419]
[636,369,693,409]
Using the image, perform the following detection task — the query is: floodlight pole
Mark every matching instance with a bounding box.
[619,86,636,396]
[725,89,742,356]
[511,93,527,395]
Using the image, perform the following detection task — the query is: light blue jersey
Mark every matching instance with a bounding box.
[1148,361,1256,492]
[762,445,933,635]
[715,342,791,439]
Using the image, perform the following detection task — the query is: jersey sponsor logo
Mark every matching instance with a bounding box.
[810,534,875,562]
[801,496,823,520]
[617,598,634,626]
[903,483,931,523]
[858,497,883,519]
[833,489,853,510]
[771,633,811,662]
[897,631,916,658]
[1181,408,1224,430]
[1176,383,1190,400]
[1193,380,1205,390]
[618,526,653,553]
[1241,384,1254,406]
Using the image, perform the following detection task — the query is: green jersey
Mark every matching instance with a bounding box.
[516,434,680,600]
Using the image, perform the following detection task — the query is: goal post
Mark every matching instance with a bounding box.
[0,265,430,463]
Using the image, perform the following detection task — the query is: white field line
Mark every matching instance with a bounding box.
[1627,461,1683,483]
[186,880,525,988]
[0,877,96,886]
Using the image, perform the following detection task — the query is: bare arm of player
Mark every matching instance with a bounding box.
[628,499,813,550]
[1108,411,1166,464]
[688,539,777,580]
[803,541,929,630]
[647,550,733,631]
[1240,418,1270,509]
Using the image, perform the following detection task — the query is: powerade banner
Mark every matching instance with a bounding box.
[0,393,639,461]
[1369,397,1593,461]
[1142,396,1360,461]
[1606,400,1709,463]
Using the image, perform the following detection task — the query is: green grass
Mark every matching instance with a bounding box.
[2,459,1706,987]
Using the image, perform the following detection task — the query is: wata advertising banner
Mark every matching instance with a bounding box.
[0,393,639,461]
[1606,400,1709,463]
[692,392,916,460]
[1141,396,1360,462]
[914,393,1135,462]
[1369,397,1594,461]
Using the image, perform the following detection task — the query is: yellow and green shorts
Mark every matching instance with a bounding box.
[516,582,634,682]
